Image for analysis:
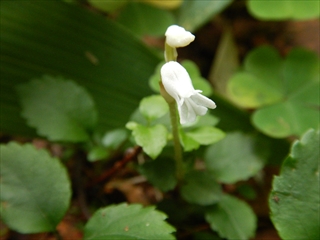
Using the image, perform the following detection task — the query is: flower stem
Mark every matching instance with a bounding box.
[165,43,177,62]
[168,101,184,182]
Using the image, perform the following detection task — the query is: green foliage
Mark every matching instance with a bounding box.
[16,76,97,142]
[116,2,174,37]
[180,126,225,152]
[180,170,222,205]
[176,0,233,31]
[228,46,319,138]
[204,132,266,183]
[139,157,177,192]
[269,129,320,239]
[139,95,169,122]
[0,142,71,233]
[248,0,320,20]
[205,194,257,240]
[88,0,128,13]
[84,203,176,240]
[0,1,158,136]
[130,124,168,159]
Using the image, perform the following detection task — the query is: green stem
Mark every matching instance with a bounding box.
[168,101,184,182]
[165,43,177,62]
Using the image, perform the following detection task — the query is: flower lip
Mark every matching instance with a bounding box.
[160,61,216,124]
[165,25,195,48]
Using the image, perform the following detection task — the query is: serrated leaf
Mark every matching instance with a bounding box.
[248,0,320,20]
[116,2,174,37]
[227,46,319,138]
[139,95,169,122]
[176,0,233,31]
[0,142,71,233]
[132,124,168,159]
[205,194,257,240]
[269,129,320,239]
[138,157,176,192]
[84,203,176,240]
[16,76,97,142]
[0,1,159,137]
[204,132,266,183]
[180,170,222,206]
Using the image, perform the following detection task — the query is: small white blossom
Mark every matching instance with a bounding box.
[161,61,216,124]
[165,25,195,48]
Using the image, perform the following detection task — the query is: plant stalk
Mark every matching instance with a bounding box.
[168,101,184,182]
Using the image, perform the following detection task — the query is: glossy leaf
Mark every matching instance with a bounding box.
[227,46,319,138]
[269,129,320,239]
[204,132,266,183]
[0,142,71,233]
[0,1,159,136]
[84,203,176,240]
[132,124,168,159]
[180,170,222,206]
[139,157,176,192]
[16,76,97,142]
[248,0,320,20]
[88,0,128,12]
[139,95,169,122]
[205,194,257,240]
[176,0,233,31]
[116,2,174,37]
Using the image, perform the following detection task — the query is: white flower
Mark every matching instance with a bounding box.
[165,25,195,48]
[161,61,216,124]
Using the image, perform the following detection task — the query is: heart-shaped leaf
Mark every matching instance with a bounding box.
[227,46,319,138]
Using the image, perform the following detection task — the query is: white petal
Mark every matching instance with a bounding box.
[160,61,195,99]
[190,93,216,109]
[165,25,195,48]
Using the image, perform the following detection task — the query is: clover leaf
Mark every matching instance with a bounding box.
[227,46,319,138]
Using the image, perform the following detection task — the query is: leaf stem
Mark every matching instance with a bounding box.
[168,101,184,182]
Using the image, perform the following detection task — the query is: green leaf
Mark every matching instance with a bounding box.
[0,142,71,233]
[227,46,319,138]
[176,0,233,31]
[0,1,159,137]
[209,27,239,95]
[180,170,222,206]
[84,203,176,240]
[116,2,174,37]
[102,128,128,149]
[16,76,97,142]
[205,194,257,240]
[139,95,169,122]
[204,132,266,183]
[88,146,110,162]
[88,0,128,13]
[132,124,168,159]
[180,126,225,152]
[186,126,225,145]
[269,129,320,239]
[248,0,320,20]
[138,157,176,192]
